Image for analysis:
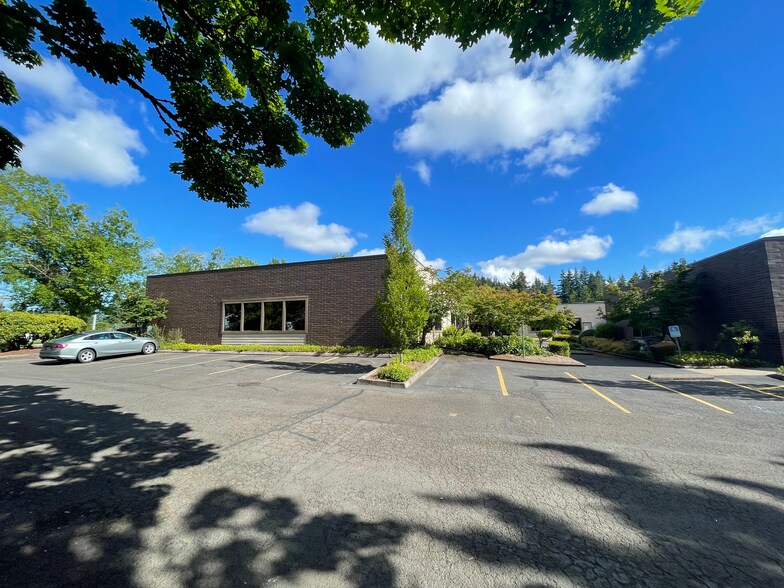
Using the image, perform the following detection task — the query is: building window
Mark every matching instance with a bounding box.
[264,301,283,330]
[224,303,241,331]
[285,300,306,331]
[223,299,306,332]
[243,302,262,331]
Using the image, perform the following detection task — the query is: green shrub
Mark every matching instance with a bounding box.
[150,325,184,344]
[160,342,385,354]
[717,321,760,357]
[377,361,415,382]
[594,322,620,340]
[777,365,784,374]
[578,328,595,340]
[401,346,442,363]
[581,337,624,354]
[668,351,772,368]
[538,329,554,339]
[0,312,86,351]
[436,328,485,353]
[548,340,571,356]
[650,341,678,360]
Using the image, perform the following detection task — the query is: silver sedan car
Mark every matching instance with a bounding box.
[39,331,159,363]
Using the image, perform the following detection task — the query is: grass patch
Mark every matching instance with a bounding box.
[160,342,388,354]
[778,365,784,374]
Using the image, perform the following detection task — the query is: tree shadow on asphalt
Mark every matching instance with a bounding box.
[218,359,382,376]
[166,488,406,587]
[0,384,218,587]
[518,373,783,402]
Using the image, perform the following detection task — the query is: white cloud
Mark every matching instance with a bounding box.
[354,248,385,257]
[393,47,641,169]
[327,31,514,115]
[655,213,782,253]
[654,39,680,59]
[762,228,784,238]
[412,160,432,185]
[415,249,446,271]
[533,193,557,205]
[581,183,639,216]
[2,57,145,185]
[477,234,613,282]
[243,203,357,254]
[328,32,642,175]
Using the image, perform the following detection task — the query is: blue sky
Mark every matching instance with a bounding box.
[2,2,783,283]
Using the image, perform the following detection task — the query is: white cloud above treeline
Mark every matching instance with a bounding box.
[581,183,639,216]
[243,202,357,254]
[477,234,613,283]
[1,57,145,185]
[328,31,643,177]
[655,213,782,253]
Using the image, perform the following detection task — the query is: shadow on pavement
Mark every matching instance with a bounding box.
[0,384,217,587]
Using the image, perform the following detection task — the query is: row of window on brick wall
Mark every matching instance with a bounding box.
[223,300,307,332]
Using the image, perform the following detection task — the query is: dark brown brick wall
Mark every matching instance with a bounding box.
[146,255,388,346]
[687,238,783,364]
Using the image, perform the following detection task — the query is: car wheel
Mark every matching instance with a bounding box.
[77,349,96,364]
[141,342,156,355]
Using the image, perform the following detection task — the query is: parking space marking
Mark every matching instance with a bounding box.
[264,356,340,381]
[758,384,784,391]
[208,355,288,375]
[495,366,509,397]
[0,358,39,364]
[716,378,784,400]
[152,357,228,372]
[630,375,732,414]
[564,371,630,414]
[102,356,178,370]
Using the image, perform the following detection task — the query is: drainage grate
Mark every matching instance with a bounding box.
[236,381,262,387]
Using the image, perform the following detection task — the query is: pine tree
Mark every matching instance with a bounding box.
[376,178,429,359]
[508,271,529,292]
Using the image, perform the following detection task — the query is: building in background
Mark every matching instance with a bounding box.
[147,255,387,347]
[684,237,784,364]
[557,302,606,332]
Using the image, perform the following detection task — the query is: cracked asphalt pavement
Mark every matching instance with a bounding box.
[1,350,782,587]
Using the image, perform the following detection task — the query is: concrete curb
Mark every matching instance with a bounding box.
[356,355,442,389]
[160,349,394,358]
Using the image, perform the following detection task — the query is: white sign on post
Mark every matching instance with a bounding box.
[668,325,681,339]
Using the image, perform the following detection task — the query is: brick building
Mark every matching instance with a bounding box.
[684,236,784,364]
[146,255,387,347]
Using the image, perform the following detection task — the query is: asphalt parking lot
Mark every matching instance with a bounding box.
[1,350,782,587]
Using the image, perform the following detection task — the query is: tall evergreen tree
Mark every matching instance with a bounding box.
[376,178,428,359]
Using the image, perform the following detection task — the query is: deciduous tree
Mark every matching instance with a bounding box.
[376,178,428,358]
[0,0,702,206]
[0,169,149,318]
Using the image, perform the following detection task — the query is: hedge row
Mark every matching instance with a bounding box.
[0,312,86,351]
[436,329,551,357]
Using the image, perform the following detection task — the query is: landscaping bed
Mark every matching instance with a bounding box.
[490,353,585,366]
[357,347,443,388]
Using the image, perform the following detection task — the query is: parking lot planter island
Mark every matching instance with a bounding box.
[357,347,443,388]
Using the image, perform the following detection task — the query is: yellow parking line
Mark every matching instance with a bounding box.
[759,384,784,391]
[716,378,784,400]
[208,355,288,375]
[496,366,508,396]
[265,356,339,381]
[152,357,227,372]
[631,374,732,414]
[103,356,177,370]
[564,371,630,414]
